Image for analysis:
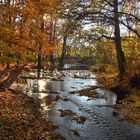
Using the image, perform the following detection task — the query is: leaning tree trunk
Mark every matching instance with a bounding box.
[114,0,126,80]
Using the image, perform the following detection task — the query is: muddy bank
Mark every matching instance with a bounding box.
[96,72,140,126]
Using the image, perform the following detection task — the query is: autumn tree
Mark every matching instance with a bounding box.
[56,0,86,67]
[71,0,139,79]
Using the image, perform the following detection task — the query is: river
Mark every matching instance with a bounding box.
[11,69,140,140]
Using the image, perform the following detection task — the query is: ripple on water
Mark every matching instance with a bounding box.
[10,70,140,140]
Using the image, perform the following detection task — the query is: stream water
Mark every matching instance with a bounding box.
[11,70,140,140]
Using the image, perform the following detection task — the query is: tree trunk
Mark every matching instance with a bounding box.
[49,19,57,65]
[50,55,54,65]
[6,0,11,69]
[37,22,44,77]
[114,0,126,80]
[16,53,20,69]
[59,35,67,68]
[37,47,42,77]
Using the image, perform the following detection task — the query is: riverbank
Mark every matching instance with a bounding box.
[0,90,67,140]
[0,65,66,140]
[96,71,140,126]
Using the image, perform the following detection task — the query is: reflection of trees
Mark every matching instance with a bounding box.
[39,94,52,118]
[51,80,64,92]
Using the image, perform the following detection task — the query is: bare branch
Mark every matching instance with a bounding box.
[119,12,140,22]
[104,0,114,7]
[101,34,115,40]
[121,21,140,38]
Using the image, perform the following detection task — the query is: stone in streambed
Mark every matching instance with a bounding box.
[54,95,61,101]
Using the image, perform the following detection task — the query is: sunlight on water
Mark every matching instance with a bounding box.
[38,93,49,99]
[40,99,52,118]
[38,79,46,92]
[9,70,140,140]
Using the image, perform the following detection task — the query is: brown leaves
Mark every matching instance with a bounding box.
[0,91,58,140]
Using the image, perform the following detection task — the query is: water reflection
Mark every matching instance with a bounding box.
[10,70,140,140]
[39,96,52,118]
[50,78,99,93]
[11,70,117,106]
[11,70,117,113]
[95,88,117,105]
